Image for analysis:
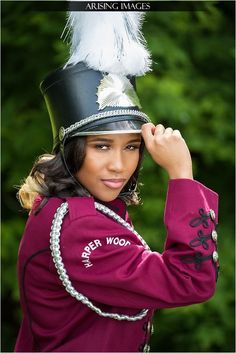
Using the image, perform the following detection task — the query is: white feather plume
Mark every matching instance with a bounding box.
[63,11,152,76]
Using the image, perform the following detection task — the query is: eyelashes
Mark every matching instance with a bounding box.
[95,144,109,150]
[94,144,140,151]
[126,145,140,151]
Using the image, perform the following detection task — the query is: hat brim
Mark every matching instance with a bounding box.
[70,120,145,137]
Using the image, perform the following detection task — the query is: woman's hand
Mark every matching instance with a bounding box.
[141,123,193,180]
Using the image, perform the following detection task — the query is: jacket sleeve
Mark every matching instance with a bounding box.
[56,179,219,310]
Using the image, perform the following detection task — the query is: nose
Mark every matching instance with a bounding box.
[107,150,125,173]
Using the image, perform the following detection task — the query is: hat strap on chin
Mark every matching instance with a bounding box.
[60,137,141,199]
[119,179,138,197]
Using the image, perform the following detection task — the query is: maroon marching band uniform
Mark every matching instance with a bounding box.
[15,178,219,352]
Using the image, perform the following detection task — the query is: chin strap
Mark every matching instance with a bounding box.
[60,138,77,182]
[119,178,138,197]
[59,138,89,195]
[59,136,141,198]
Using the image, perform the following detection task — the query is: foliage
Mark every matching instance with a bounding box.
[2,2,235,352]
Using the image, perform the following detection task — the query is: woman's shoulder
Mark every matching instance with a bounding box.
[66,196,98,221]
[32,195,129,232]
[66,196,129,223]
[32,195,96,217]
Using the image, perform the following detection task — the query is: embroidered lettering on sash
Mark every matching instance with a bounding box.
[106,237,131,246]
[81,239,102,268]
[81,237,131,268]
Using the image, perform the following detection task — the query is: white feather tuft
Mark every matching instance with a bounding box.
[63,11,152,76]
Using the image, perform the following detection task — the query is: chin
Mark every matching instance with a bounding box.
[95,192,120,202]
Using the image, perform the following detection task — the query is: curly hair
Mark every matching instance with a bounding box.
[17,137,143,210]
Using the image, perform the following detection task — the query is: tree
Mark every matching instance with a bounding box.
[2,2,235,351]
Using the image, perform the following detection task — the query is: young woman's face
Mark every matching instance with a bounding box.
[76,133,142,202]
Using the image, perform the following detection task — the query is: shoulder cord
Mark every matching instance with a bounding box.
[50,201,150,321]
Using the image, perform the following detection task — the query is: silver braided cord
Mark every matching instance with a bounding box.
[94,202,150,251]
[50,202,149,321]
[59,109,150,141]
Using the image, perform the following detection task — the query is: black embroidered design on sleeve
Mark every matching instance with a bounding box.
[180,252,212,270]
[189,208,211,228]
[189,230,212,250]
[186,208,219,277]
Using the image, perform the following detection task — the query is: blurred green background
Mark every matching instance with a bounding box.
[2,1,235,352]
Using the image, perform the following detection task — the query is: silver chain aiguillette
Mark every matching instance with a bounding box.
[50,201,149,321]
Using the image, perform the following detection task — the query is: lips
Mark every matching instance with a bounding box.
[101,179,126,189]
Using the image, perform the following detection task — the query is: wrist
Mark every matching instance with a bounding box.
[168,169,193,180]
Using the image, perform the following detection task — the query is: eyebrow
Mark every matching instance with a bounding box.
[87,137,142,143]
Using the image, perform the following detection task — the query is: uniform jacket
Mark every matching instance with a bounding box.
[15,179,219,352]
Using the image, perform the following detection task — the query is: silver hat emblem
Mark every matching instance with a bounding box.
[97,74,142,110]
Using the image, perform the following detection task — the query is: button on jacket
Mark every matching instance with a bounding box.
[15,179,219,352]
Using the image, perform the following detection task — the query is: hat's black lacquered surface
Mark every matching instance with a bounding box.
[40,62,144,144]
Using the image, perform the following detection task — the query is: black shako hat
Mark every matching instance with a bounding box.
[40,61,150,151]
[40,12,152,150]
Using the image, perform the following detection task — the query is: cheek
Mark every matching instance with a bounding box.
[77,154,103,182]
[127,152,140,173]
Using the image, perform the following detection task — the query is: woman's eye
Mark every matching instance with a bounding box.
[126,145,140,151]
[95,144,109,150]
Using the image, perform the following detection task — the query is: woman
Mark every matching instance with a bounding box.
[15,12,219,353]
